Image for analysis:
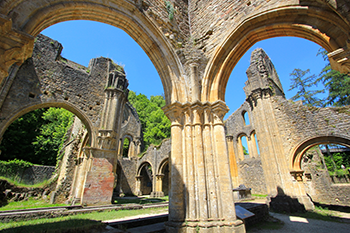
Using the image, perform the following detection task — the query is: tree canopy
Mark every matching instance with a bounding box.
[289,49,350,107]
[0,108,74,166]
[128,91,171,150]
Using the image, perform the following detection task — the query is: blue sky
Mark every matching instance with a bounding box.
[42,20,327,119]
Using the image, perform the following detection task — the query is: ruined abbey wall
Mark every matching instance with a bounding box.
[225,48,350,207]
[0,34,124,138]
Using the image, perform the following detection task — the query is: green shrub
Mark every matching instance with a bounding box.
[0,159,33,181]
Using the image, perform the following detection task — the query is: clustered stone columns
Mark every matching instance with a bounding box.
[82,70,129,205]
[163,101,245,233]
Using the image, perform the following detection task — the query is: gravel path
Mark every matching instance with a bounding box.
[248,212,350,233]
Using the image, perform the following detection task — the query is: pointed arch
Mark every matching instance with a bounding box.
[203,5,350,102]
[2,0,187,104]
[290,135,350,171]
[0,101,93,145]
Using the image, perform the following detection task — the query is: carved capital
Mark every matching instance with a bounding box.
[290,170,304,182]
[226,135,234,142]
[191,101,203,125]
[211,100,229,125]
[0,17,34,82]
[97,130,117,150]
[163,101,184,127]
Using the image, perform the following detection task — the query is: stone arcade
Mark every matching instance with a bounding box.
[1,1,350,232]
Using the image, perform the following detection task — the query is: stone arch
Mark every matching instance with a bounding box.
[203,5,350,102]
[158,158,169,175]
[290,135,350,171]
[242,110,250,125]
[157,158,170,197]
[137,161,153,195]
[120,134,133,158]
[1,0,187,103]
[0,101,93,145]
[137,161,154,177]
[237,133,249,160]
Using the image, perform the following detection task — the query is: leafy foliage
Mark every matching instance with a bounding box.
[165,0,175,21]
[128,91,171,150]
[0,109,46,163]
[289,49,350,107]
[33,108,74,165]
[0,108,74,166]
[123,138,130,157]
[288,68,324,106]
[0,159,33,181]
[316,49,350,106]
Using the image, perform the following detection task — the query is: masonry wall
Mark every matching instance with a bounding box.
[272,97,350,164]
[225,101,267,195]
[0,34,123,137]
[189,0,286,57]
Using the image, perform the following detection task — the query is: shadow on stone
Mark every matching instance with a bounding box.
[270,186,306,213]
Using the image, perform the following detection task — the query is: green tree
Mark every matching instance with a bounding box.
[0,108,74,166]
[289,68,324,106]
[317,49,350,106]
[128,91,171,150]
[33,108,74,165]
[0,109,46,163]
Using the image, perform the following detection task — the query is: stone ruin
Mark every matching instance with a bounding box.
[2,1,350,232]
[1,35,350,214]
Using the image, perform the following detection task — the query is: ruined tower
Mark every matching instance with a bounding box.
[243,48,314,210]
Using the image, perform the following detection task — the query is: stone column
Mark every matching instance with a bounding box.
[237,137,245,161]
[135,176,142,196]
[250,133,259,158]
[163,101,245,233]
[82,70,129,206]
[151,174,165,197]
[227,135,239,187]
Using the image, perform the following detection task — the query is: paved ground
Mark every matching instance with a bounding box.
[248,211,350,233]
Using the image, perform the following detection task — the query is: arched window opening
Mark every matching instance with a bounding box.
[122,138,130,158]
[301,143,350,184]
[139,163,153,195]
[241,136,250,159]
[0,107,84,185]
[162,162,169,196]
[243,111,250,125]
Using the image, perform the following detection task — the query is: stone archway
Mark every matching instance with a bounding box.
[0,0,187,104]
[136,161,153,196]
[290,135,350,172]
[0,101,93,144]
[203,5,350,102]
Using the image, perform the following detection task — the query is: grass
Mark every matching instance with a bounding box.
[0,198,67,211]
[251,194,268,198]
[0,176,52,189]
[0,207,168,233]
[292,206,344,222]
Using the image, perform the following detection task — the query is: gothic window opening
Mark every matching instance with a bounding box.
[122,138,130,158]
[243,111,250,125]
[241,135,250,159]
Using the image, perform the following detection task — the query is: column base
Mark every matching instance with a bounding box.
[150,191,164,198]
[135,191,142,196]
[165,219,245,233]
